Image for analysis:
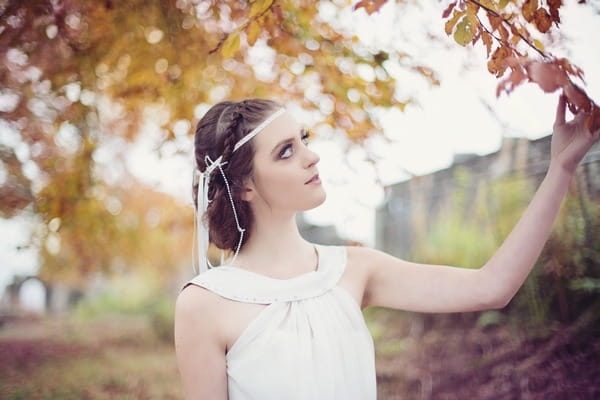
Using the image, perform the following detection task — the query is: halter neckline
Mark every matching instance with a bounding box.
[218,243,321,281]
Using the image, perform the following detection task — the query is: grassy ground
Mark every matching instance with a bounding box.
[0,313,182,400]
[1,308,598,399]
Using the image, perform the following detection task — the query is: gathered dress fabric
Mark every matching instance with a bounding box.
[180,243,377,400]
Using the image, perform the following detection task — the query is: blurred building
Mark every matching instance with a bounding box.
[297,212,347,246]
[375,134,600,258]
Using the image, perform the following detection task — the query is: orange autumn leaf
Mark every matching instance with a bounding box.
[498,23,509,42]
[522,0,538,22]
[563,82,593,113]
[534,7,552,33]
[353,0,388,14]
[487,12,503,31]
[556,58,585,82]
[482,30,493,57]
[585,106,600,133]
[487,45,512,77]
[497,64,527,96]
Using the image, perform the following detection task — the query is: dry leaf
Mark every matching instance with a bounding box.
[522,0,538,22]
[534,8,552,33]
[526,60,569,92]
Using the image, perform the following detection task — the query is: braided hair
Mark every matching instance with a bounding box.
[192,98,282,253]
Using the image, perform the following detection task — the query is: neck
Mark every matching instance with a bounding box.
[225,211,314,274]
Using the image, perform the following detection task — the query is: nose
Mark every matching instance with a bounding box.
[303,146,320,168]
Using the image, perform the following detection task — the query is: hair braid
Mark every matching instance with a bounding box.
[221,104,245,165]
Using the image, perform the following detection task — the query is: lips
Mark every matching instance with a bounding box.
[305,173,319,184]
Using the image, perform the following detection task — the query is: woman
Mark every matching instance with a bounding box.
[174,97,599,399]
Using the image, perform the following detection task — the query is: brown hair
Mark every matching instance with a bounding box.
[193,98,282,253]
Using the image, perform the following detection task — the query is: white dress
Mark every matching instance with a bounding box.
[180,243,377,399]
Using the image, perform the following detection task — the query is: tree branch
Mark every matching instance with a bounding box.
[467,0,550,60]
[208,0,277,55]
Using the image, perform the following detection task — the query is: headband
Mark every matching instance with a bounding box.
[191,107,286,275]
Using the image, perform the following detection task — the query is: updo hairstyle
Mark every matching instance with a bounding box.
[193,98,282,253]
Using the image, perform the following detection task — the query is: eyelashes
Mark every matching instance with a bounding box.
[279,129,312,159]
[301,129,312,144]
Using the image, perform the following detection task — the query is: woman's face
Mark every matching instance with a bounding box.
[244,110,326,213]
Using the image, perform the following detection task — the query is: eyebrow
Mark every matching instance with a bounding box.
[270,128,306,156]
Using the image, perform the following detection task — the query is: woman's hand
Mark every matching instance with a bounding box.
[550,93,600,174]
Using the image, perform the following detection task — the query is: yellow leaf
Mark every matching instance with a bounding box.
[466,4,478,27]
[478,0,498,12]
[246,20,261,46]
[454,17,474,46]
[250,0,274,18]
[221,31,241,58]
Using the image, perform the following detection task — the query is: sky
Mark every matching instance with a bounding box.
[2,0,600,295]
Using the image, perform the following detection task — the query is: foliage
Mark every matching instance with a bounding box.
[32,178,194,287]
[0,0,427,283]
[144,294,176,344]
[73,274,175,342]
[411,166,600,332]
[73,275,157,318]
[502,179,600,332]
[357,0,600,130]
[412,167,533,269]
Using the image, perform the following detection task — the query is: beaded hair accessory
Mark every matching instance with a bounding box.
[191,107,286,275]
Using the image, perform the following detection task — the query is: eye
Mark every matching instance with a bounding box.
[279,129,312,159]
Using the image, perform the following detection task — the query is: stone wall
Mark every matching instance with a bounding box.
[375,134,600,258]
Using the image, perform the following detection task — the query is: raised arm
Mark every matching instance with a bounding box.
[480,95,599,306]
[363,95,599,313]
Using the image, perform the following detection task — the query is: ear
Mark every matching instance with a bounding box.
[241,177,256,202]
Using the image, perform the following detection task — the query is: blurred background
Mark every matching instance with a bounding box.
[1,0,599,399]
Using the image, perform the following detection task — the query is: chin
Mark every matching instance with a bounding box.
[305,190,327,210]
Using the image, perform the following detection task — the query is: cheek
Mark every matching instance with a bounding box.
[256,165,302,199]
[263,166,295,188]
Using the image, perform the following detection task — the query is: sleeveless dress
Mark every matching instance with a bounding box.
[180,243,377,399]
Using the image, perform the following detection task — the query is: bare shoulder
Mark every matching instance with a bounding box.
[174,284,228,399]
[175,283,225,327]
[344,245,432,310]
[175,284,227,351]
[344,244,377,263]
[343,244,380,276]
[344,243,421,277]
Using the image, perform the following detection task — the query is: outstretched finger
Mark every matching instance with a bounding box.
[555,93,566,127]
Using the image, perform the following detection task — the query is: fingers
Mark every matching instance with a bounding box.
[555,93,566,127]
